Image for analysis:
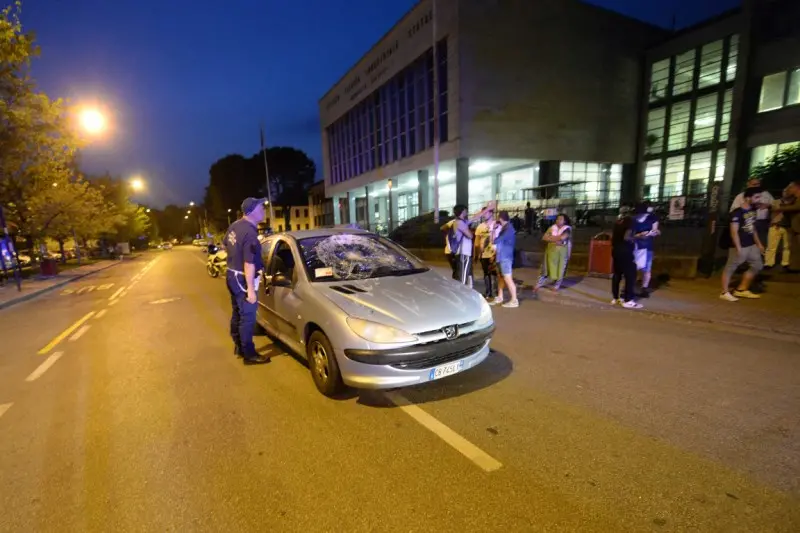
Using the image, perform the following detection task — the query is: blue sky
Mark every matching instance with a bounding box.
[23,0,737,207]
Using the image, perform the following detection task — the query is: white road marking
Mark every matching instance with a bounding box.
[386,391,503,472]
[149,297,181,304]
[109,287,125,301]
[69,325,90,342]
[26,352,64,382]
[119,289,129,299]
[0,403,12,419]
[109,299,118,307]
[94,309,107,319]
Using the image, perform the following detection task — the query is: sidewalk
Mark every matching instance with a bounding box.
[432,263,800,338]
[0,260,123,310]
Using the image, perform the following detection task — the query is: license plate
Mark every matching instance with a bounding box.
[429,360,465,381]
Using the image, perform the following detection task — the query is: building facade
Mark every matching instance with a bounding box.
[318,0,661,232]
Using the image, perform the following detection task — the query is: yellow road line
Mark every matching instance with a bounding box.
[37,311,96,355]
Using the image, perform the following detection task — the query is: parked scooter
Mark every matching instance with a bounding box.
[207,246,227,278]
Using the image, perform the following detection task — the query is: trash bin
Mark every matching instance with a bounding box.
[40,258,59,277]
[588,232,613,278]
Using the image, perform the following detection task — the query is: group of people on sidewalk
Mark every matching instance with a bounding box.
[720,179,799,302]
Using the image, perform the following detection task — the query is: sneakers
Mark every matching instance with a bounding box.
[610,299,620,305]
[622,300,643,309]
[489,297,504,306]
[733,290,761,299]
[720,292,739,302]
[501,299,519,308]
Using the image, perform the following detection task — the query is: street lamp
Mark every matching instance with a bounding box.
[189,201,195,207]
[78,107,106,135]
[227,208,233,226]
[184,215,189,219]
[130,177,144,192]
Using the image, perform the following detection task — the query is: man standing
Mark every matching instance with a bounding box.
[721,188,765,301]
[729,177,773,252]
[632,202,660,297]
[474,207,497,299]
[773,181,800,272]
[450,205,475,286]
[224,197,270,364]
[765,185,793,270]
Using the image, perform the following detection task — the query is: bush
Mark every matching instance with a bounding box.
[752,145,800,193]
[389,210,451,248]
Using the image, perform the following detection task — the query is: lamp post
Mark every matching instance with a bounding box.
[227,208,232,227]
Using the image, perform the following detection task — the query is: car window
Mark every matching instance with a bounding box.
[261,237,275,263]
[269,240,295,279]
[297,234,428,282]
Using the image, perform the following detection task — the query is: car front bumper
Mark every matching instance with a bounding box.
[338,326,494,389]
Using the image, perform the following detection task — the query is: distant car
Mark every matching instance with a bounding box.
[161,242,173,250]
[256,229,495,397]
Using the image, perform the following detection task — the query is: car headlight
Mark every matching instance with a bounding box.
[346,318,417,344]
[475,299,494,328]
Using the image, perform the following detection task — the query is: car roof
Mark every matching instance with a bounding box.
[274,228,374,240]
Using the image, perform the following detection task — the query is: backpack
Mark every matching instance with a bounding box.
[447,223,463,254]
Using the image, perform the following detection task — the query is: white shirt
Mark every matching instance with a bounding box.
[455,219,473,257]
[730,191,774,220]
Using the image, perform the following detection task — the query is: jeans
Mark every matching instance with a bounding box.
[226,271,258,357]
[612,249,636,302]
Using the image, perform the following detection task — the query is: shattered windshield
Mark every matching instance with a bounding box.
[298,234,428,282]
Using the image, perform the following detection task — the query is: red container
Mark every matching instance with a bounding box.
[40,258,59,277]
[588,232,613,277]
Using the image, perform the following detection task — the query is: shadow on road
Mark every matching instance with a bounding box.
[357,349,514,408]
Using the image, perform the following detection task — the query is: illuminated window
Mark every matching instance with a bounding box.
[759,72,787,112]
[646,108,666,154]
[643,160,661,200]
[720,90,733,142]
[715,149,726,182]
[663,155,685,198]
[650,59,670,102]
[672,50,696,96]
[751,141,800,168]
[692,94,717,146]
[688,151,712,195]
[668,101,691,151]
[787,69,800,106]
[726,35,739,82]
[698,40,723,89]
[560,162,622,204]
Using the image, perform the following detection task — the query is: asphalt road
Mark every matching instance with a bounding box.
[0,247,798,532]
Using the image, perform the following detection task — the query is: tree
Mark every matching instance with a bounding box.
[0,2,86,250]
[203,147,316,230]
[752,145,800,194]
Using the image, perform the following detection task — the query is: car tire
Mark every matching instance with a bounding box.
[307,330,344,397]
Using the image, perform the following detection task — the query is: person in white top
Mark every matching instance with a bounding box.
[730,177,774,249]
[447,203,495,287]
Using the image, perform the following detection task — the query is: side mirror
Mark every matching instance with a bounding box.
[272,273,292,288]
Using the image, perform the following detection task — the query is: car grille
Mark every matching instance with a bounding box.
[390,340,487,370]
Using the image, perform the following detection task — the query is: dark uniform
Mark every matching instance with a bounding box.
[224,198,268,364]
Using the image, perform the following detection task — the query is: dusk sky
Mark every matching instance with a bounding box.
[25,0,737,208]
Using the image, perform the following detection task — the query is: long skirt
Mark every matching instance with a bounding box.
[538,243,569,286]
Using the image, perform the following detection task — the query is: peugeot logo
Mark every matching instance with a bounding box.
[442,325,458,340]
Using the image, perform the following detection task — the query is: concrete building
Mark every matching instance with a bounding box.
[318,0,662,232]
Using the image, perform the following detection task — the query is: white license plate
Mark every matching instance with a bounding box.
[429,360,465,381]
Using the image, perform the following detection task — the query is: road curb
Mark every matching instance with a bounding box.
[0,260,125,311]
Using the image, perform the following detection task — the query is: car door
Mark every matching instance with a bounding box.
[256,237,276,331]
[260,238,300,341]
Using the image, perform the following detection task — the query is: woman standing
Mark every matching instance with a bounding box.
[611,208,643,309]
[535,214,572,292]
[490,211,518,308]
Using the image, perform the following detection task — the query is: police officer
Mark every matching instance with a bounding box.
[224,197,269,364]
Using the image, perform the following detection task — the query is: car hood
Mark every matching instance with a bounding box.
[318,270,485,333]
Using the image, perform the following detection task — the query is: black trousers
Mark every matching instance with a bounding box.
[446,253,458,280]
[612,249,636,302]
[480,257,496,297]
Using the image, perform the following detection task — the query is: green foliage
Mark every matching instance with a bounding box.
[751,145,800,193]
[203,147,316,229]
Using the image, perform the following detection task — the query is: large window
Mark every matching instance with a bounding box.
[719,89,732,142]
[672,50,696,96]
[559,162,622,204]
[663,156,685,197]
[715,149,726,182]
[688,151,712,195]
[499,167,536,202]
[646,108,666,154]
[692,94,717,146]
[643,160,661,200]
[758,68,800,112]
[698,40,723,89]
[650,59,670,102]
[751,141,800,168]
[668,101,691,151]
[726,35,739,82]
[327,39,449,184]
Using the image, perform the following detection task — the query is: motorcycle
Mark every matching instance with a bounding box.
[207,248,227,278]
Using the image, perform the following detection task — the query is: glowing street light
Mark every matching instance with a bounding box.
[78,107,106,135]
[146,208,151,213]
[130,177,144,191]
[184,215,189,220]
[227,208,232,213]
[189,201,195,207]
[187,210,191,214]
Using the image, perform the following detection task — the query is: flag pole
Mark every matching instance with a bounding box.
[432,0,440,224]
[260,124,276,225]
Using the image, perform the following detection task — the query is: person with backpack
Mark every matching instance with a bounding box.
[448,203,494,287]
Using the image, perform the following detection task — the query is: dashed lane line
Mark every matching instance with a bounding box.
[26,352,64,382]
[385,391,503,473]
[108,287,125,301]
[69,325,91,342]
[37,312,96,355]
[0,403,12,419]
[94,309,107,319]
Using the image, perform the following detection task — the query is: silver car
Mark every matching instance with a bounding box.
[256,229,495,397]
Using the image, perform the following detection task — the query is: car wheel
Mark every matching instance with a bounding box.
[307,331,344,397]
